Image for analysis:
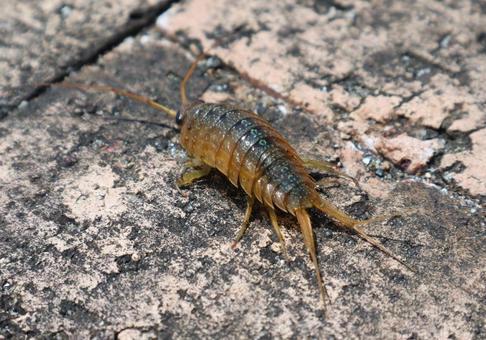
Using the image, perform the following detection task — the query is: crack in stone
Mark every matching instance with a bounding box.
[393,90,426,111]
[1,0,182,118]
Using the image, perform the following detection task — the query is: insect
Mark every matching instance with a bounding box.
[57,50,413,310]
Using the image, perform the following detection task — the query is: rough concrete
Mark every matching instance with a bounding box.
[158,0,486,196]
[1,0,485,339]
[0,0,172,114]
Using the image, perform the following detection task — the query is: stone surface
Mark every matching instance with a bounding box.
[1,0,485,338]
[441,128,486,197]
[0,0,172,111]
[158,0,486,196]
[375,133,445,174]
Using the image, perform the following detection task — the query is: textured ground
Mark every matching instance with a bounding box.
[1,0,485,338]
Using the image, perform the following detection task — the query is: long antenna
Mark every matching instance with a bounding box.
[180,52,206,106]
[54,82,177,117]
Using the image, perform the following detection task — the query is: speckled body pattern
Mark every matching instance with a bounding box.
[180,101,316,215]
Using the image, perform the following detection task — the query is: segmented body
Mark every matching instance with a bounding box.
[58,52,412,309]
[180,101,317,215]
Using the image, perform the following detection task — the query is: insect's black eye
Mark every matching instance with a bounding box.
[175,110,184,125]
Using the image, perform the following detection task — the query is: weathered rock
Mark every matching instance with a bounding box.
[158,0,486,196]
[0,1,485,338]
[0,0,172,112]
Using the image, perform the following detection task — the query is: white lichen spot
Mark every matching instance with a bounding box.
[61,164,127,222]
[140,34,152,45]
[156,11,174,30]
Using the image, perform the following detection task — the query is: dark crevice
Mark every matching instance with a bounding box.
[296,0,354,15]
[394,90,426,110]
[1,0,180,118]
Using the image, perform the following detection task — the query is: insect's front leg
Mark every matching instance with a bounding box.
[176,158,212,188]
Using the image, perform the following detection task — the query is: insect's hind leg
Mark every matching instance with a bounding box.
[295,208,328,308]
[314,196,414,272]
[302,158,359,187]
[266,208,289,260]
[231,196,255,249]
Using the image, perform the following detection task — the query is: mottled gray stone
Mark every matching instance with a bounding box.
[0,1,484,339]
[0,0,171,113]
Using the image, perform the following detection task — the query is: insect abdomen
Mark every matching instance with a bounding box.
[181,103,315,213]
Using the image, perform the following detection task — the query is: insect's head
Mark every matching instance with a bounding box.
[174,105,193,126]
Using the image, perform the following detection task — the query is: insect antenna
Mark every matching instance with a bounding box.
[180,52,207,106]
[46,81,177,118]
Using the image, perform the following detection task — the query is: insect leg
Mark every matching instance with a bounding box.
[266,208,289,260]
[231,196,255,249]
[302,158,359,187]
[176,161,212,188]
